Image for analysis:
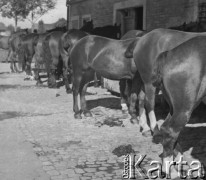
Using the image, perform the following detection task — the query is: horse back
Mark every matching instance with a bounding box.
[133,28,206,83]
[71,35,137,79]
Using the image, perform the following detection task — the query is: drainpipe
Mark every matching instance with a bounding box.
[66,0,71,30]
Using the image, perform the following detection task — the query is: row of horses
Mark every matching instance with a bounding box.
[1,22,206,177]
[68,28,206,178]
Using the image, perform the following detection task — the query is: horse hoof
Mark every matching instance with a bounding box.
[152,125,163,144]
[74,113,82,119]
[142,130,152,137]
[24,77,30,81]
[83,111,92,117]
[36,82,43,86]
[130,114,139,124]
[122,109,128,114]
[48,84,57,88]
[66,88,72,94]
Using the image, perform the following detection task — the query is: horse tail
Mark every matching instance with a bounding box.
[42,34,52,73]
[124,38,138,58]
[18,44,27,71]
[151,51,167,87]
[33,34,39,48]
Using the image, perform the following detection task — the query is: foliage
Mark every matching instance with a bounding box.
[0,0,29,22]
[0,0,57,30]
[26,0,57,24]
[7,24,15,33]
[55,18,67,27]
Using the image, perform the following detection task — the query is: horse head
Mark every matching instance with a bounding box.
[80,20,94,33]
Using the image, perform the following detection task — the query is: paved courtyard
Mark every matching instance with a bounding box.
[0,63,206,180]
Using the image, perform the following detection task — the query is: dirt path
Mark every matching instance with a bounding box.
[0,63,206,180]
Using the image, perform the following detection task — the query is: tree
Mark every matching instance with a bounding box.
[7,24,15,33]
[26,0,57,31]
[55,18,67,27]
[0,0,29,31]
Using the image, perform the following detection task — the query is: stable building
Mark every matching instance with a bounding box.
[66,0,206,34]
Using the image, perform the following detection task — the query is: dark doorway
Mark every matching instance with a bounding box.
[135,7,143,30]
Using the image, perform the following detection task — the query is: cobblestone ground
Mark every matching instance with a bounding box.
[0,63,206,180]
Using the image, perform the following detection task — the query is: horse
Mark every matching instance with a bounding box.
[124,28,206,137]
[150,36,206,178]
[70,35,140,119]
[0,35,10,50]
[119,30,146,113]
[8,29,29,72]
[0,35,10,62]
[80,19,121,39]
[17,33,39,78]
[46,26,67,33]
[41,29,88,92]
[170,21,206,32]
[32,32,50,85]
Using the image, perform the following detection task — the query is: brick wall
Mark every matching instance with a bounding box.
[146,0,199,30]
[69,0,124,28]
[69,0,205,30]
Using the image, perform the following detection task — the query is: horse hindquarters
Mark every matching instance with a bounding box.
[157,56,206,178]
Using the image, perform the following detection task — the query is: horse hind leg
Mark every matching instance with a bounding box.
[73,73,83,119]
[10,62,15,73]
[158,75,203,179]
[63,67,72,94]
[128,72,143,123]
[119,79,129,113]
[144,83,157,132]
[79,70,95,117]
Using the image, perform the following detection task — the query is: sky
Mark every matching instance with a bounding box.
[0,0,67,28]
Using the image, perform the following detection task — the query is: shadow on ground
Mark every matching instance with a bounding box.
[0,111,53,121]
[87,97,121,110]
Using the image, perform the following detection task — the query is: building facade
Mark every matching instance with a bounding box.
[66,0,206,34]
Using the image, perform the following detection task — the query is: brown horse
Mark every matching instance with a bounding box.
[119,30,146,114]
[70,35,139,119]
[8,29,29,72]
[125,28,206,136]
[17,33,39,77]
[150,36,206,178]
[0,35,10,50]
[0,35,10,63]
[42,29,88,92]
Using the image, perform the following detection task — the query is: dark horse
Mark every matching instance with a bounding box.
[80,20,121,39]
[149,36,206,178]
[119,30,146,114]
[42,29,88,92]
[70,35,138,119]
[124,28,206,136]
[8,29,29,72]
[17,33,39,77]
[0,35,10,50]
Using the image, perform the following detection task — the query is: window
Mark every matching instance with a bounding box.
[199,3,206,22]
[70,16,79,29]
[82,14,91,27]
